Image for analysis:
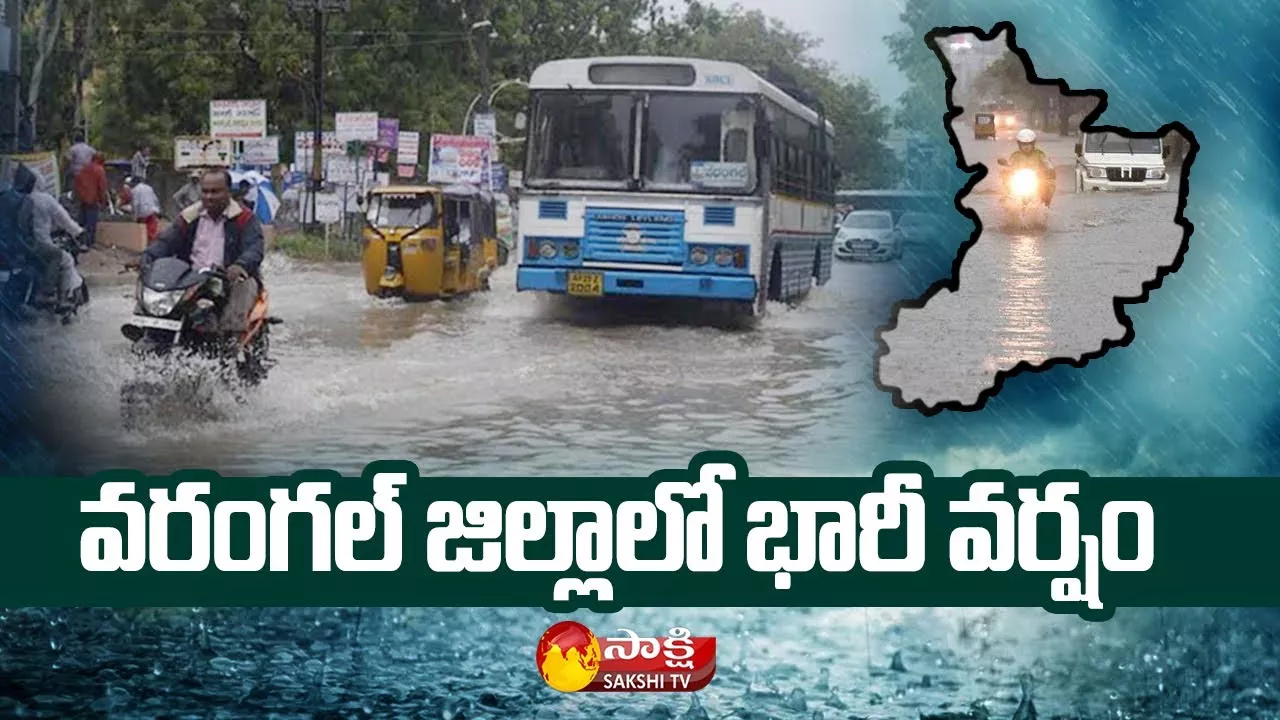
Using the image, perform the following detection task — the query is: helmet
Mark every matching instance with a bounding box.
[1016,128,1037,145]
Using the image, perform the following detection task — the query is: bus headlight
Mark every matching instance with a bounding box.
[562,242,579,259]
[690,246,709,265]
[538,240,557,259]
[714,247,734,266]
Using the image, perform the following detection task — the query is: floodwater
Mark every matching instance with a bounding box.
[878,122,1188,408]
[2,605,1278,719]
[23,253,908,477]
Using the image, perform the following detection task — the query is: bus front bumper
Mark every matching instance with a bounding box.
[517,266,757,301]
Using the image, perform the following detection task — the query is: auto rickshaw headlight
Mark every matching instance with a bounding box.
[690,246,709,265]
[714,247,734,266]
[562,242,579,259]
[537,240,557,259]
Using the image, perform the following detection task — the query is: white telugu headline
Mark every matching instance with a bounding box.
[78,464,1154,610]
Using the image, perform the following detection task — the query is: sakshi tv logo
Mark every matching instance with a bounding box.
[535,622,717,693]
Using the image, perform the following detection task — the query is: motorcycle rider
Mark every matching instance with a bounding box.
[1006,128,1056,208]
[142,168,264,335]
[9,165,86,308]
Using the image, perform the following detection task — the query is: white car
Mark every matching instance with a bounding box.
[1074,131,1171,192]
[833,210,901,262]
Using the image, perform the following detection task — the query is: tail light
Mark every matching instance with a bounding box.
[733,248,746,268]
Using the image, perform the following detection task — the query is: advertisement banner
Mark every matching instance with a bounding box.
[397,131,420,166]
[335,112,379,142]
[239,136,280,166]
[427,134,491,186]
[1,151,60,195]
[375,118,399,163]
[473,112,497,140]
[210,100,267,138]
[174,137,234,169]
[396,164,416,179]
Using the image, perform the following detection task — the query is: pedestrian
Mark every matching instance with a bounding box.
[131,144,151,181]
[236,179,258,213]
[64,130,95,186]
[172,171,203,217]
[129,172,162,245]
[72,152,109,248]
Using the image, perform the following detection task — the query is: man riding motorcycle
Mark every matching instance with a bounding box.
[2,164,86,310]
[141,168,265,335]
[1005,128,1056,208]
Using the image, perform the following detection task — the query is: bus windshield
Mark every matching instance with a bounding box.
[526,92,634,188]
[525,90,759,195]
[641,93,757,195]
[1084,133,1162,154]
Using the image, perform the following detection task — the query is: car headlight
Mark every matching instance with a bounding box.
[714,247,734,266]
[562,242,579,259]
[538,240,557,259]
[1148,168,1165,180]
[1087,166,1106,179]
[690,247,709,265]
[141,287,184,316]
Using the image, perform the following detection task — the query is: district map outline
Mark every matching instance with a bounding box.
[873,20,1200,416]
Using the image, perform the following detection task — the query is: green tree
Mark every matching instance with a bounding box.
[883,0,950,136]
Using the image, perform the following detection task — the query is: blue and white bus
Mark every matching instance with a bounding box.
[515,56,837,315]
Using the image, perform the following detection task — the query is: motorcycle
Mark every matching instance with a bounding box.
[996,158,1047,231]
[0,229,91,325]
[119,257,281,427]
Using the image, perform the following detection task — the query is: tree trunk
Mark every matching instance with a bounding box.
[26,0,65,139]
[72,0,96,134]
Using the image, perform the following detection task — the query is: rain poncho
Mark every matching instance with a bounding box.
[16,167,85,301]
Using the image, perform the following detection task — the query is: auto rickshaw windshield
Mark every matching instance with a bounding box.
[368,193,437,228]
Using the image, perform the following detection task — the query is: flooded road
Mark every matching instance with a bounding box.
[879,122,1187,407]
[27,255,908,477]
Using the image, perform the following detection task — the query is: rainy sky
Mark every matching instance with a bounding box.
[679,0,910,101]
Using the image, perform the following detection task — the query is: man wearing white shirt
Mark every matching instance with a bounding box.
[129,173,162,244]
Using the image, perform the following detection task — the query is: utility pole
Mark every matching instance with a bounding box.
[469,0,493,124]
[290,0,346,227]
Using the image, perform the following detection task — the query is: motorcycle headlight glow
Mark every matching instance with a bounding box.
[1010,169,1039,197]
[140,287,184,316]
[690,247,709,265]
[538,240,557,259]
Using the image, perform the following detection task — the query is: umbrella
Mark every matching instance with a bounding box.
[230,170,278,224]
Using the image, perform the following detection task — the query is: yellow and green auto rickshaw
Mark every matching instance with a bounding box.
[973,112,997,140]
[358,184,507,301]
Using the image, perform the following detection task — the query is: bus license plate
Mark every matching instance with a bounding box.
[567,271,603,297]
